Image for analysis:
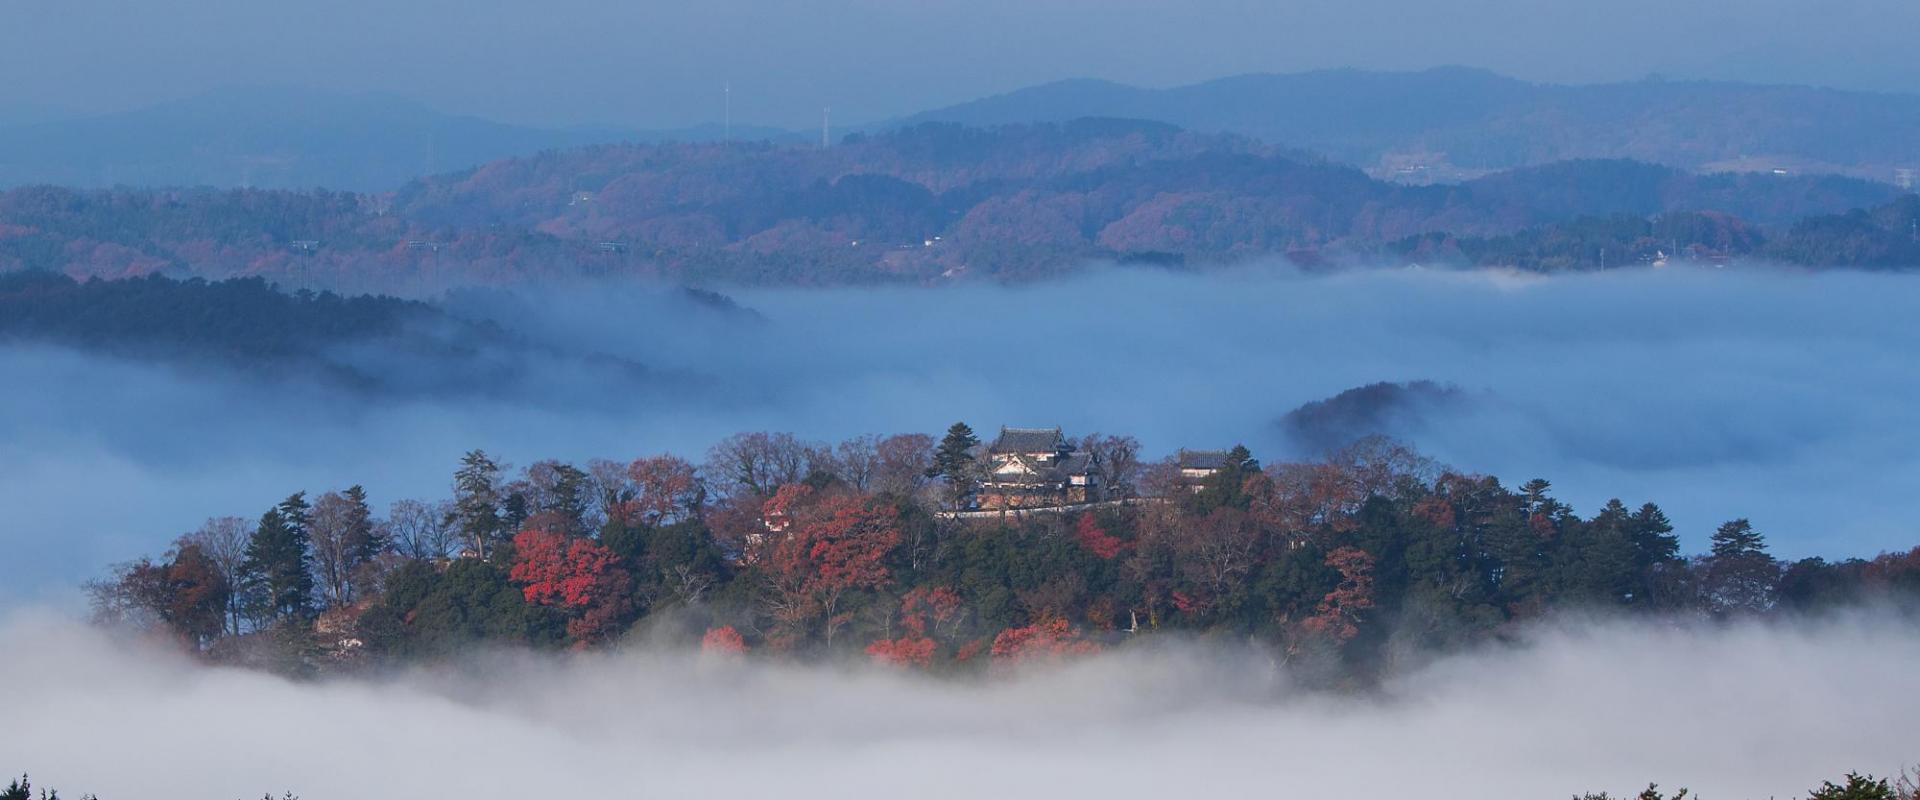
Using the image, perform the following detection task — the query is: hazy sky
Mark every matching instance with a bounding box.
[5,0,1918,128]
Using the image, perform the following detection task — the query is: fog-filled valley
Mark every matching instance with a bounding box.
[3,609,1916,800]
[12,4,1920,796]
[5,265,1917,606]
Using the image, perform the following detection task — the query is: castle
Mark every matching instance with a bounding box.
[976,427,1099,511]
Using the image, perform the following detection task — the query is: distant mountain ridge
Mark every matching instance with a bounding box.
[7,68,1920,195]
[894,67,1920,182]
[0,120,1907,291]
[0,87,802,193]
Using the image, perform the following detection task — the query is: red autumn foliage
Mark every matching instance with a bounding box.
[701,625,748,655]
[1865,546,1920,584]
[755,483,817,544]
[1074,513,1127,560]
[864,585,966,667]
[806,502,897,595]
[865,635,936,667]
[1529,511,1559,539]
[509,529,633,643]
[1298,546,1376,644]
[761,488,903,647]
[625,454,702,526]
[896,585,965,638]
[511,530,616,607]
[989,617,1100,665]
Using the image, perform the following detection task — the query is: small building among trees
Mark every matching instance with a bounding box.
[1176,449,1230,492]
[976,427,1102,510]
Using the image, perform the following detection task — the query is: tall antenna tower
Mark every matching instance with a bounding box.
[822,107,831,149]
[724,82,731,141]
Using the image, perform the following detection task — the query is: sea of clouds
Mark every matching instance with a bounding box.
[0,609,1913,799]
[3,265,1918,604]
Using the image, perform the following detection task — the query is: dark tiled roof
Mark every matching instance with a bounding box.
[990,426,1064,455]
[1178,449,1230,470]
[1056,453,1096,476]
[986,453,1097,488]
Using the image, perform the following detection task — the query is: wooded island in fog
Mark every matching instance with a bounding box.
[9,35,1920,800]
[92,420,1920,678]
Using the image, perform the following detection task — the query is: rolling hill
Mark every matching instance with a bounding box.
[895,68,1920,183]
[0,120,1908,291]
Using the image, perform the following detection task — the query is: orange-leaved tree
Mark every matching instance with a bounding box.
[866,585,966,668]
[1297,546,1376,644]
[1074,513,1127,560]
[761,486,902,649]
[701,625,748,656]
[989,617,1099,666]
[509,529,633,645]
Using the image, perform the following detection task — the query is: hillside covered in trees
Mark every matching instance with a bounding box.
[0,271,652,396]
[1,121,1911,292]
[91,424,1920,683]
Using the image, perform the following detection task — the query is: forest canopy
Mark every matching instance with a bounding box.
[88,426,1920,683]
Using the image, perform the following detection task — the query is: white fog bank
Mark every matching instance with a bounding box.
[0,611,1914,799]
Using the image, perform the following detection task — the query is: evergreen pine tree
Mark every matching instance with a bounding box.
[1704,518,1779,615]
[1226,444,1259,473]
[1486,487,1549,610]
[240,492,316,625]
[1709,518,1767,559]
[501,490,530,534]
[1555,504,1638,605]
[1192,444,1259,513]
[1628,503,1680,566]
[1520,478,1553,511]
[341,484,385,569]
[451,450,504,559]
[1625,502,1681,606]
[928,422,981,509]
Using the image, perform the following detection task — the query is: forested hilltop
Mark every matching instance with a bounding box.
[0,271,654,397]
[92,425,1920,683]
[0,270,435,362]
[2,121,1913,292]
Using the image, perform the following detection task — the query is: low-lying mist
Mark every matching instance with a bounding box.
[1,609,1913,799]
[6,265,1919,602]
